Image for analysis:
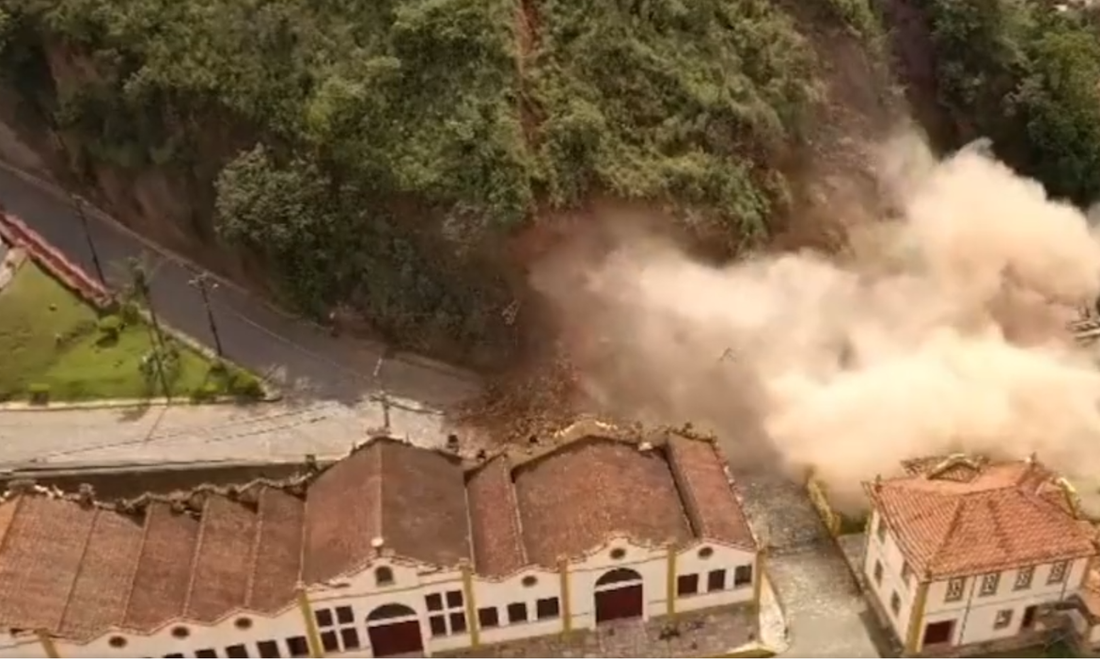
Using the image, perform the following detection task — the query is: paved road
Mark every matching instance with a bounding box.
[0,164,482,408]
[0,162,486,468]
[737,472,883,658]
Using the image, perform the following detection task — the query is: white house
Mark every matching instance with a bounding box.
[0,420,760,658]
[861,454,1098,656]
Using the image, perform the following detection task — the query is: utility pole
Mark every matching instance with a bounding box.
[189,272,224,357]
[129,258,171,400]
[49,129,106,285]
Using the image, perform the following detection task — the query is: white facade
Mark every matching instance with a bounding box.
[864,508,1090,654]
[25,537,758,658]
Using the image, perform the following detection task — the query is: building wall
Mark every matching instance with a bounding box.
[29,540,760,658]
[917,557,1090,650]
[54,606,307,659]
[0,634,47,658]
[863,509,917,644]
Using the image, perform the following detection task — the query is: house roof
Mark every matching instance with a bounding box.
[0,424,755,641]
[864,455,1098,580]
[465,421,758,576]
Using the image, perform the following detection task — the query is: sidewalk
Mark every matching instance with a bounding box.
[0,396,459,468]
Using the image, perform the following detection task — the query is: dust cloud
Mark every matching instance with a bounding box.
[531,132,1100,510]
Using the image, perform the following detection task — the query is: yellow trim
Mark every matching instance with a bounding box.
[1078,557,1093,591]
[753,550,765,610]
[296,586,324,658]
[905,581,929,654]
[460,563,480,647]
[558,556,572,635]
[36,631,60,658]
[666,544,678,616]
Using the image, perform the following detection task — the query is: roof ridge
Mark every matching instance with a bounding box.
[181,495,214,618]
[243,486,269,608]
[500,456,529,567]
[55,505,100,634]
[985,496,1015,566]
[373,440,385,548]
[924,496,965,576]
[664,436,707,539]
[120,503,156,626]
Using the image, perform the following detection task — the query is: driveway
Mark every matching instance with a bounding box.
[737,472,883,657]
[0,163,481,409]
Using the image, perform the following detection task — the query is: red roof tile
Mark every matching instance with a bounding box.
[183,496,259,623]
[866,458,1098,579]
[666,435,756,550]
[122,502,201,630]
[466,457,527,577]
[247,487,305,613]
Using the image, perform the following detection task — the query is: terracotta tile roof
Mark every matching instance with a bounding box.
[246,486,305,613]
[302,437,471,582]
[183,496,259,623]
[466,457,527,577]
[665,435,756,550]
[865,457,1098,579]
[122,502,201,629]
[514,437,694,567]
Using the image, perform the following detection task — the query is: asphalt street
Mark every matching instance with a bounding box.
[0,165,482,410]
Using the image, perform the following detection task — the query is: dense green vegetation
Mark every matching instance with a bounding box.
[1,0,1100,364]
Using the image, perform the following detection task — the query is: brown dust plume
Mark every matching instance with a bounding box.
[532,132,1100,510]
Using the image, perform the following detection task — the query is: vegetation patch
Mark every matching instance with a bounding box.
[0,262,255,403]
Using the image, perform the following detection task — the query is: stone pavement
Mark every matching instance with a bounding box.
[0,396,465,468]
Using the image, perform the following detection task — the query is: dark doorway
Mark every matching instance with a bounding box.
[366,604,424,657]
[594,568,644,624]
[1022,605,1038,629]
[922,620,955,647]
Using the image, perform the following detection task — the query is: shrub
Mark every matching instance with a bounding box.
[190,381,221,403]
[229,371,265,400]
[118,301,141,324]
[26,382,49,405]
[97,314,122,340]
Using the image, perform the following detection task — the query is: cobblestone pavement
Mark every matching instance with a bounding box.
[0,396,466,468]
[737,472,882,657]
[443,607,756,658]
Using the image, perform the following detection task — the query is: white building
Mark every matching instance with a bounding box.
[861,454,1098,656]
[0,420,759,658]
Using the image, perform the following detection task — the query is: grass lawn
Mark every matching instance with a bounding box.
[0,262,254,402]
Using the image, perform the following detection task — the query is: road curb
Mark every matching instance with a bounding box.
[0,393,278,412]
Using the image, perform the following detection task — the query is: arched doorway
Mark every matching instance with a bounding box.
[365,603,423,657]
[594,567,644,624]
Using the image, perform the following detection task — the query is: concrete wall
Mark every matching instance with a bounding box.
[863,509,916,643]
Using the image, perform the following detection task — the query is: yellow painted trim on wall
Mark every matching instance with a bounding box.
[666,544,678,616]
[753,550,765,610]
[905,581,929,654]
[558,556,572,635]
[35,631,59,658]
[296,586,324,658]
[460,563,480,648]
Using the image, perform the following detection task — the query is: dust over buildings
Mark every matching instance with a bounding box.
[532,131,1100,512]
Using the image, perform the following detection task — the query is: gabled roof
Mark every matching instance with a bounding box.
[865,455,1098,579]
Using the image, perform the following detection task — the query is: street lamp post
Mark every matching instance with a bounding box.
[129,258,172,400]
[49,130,106,286]
[190,272,224,358]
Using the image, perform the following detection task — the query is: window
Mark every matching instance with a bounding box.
[876,516,887,542]
[375,566,395,587]
[522,575,538,587]
[427,590,467,636]
[734,565,753,587]
[890,592,901,616]
[478,607,500,628]
[698,546,714,559]
[994,609,1013,630]
[320,631,339,653]
[979,573,1000,596]
[108,636,127,648]
[707,569,727,592]
[226,645,249,659]
[234,617,253,630]
[195,651,218,659]
[536,597,561,620]
[171,626,190,639]
[677,573,699,596]
[946,577,966,602]
[507,602,529,624]
[873,561,884,585]
[1049,561,1069,584]
[285,636,309,658]
[256,640,281,658]
[1015,566,1035,590]
[610,548,626,560]
[315,604,358,652]
[901,562,912,585]
[340,628,361,650]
